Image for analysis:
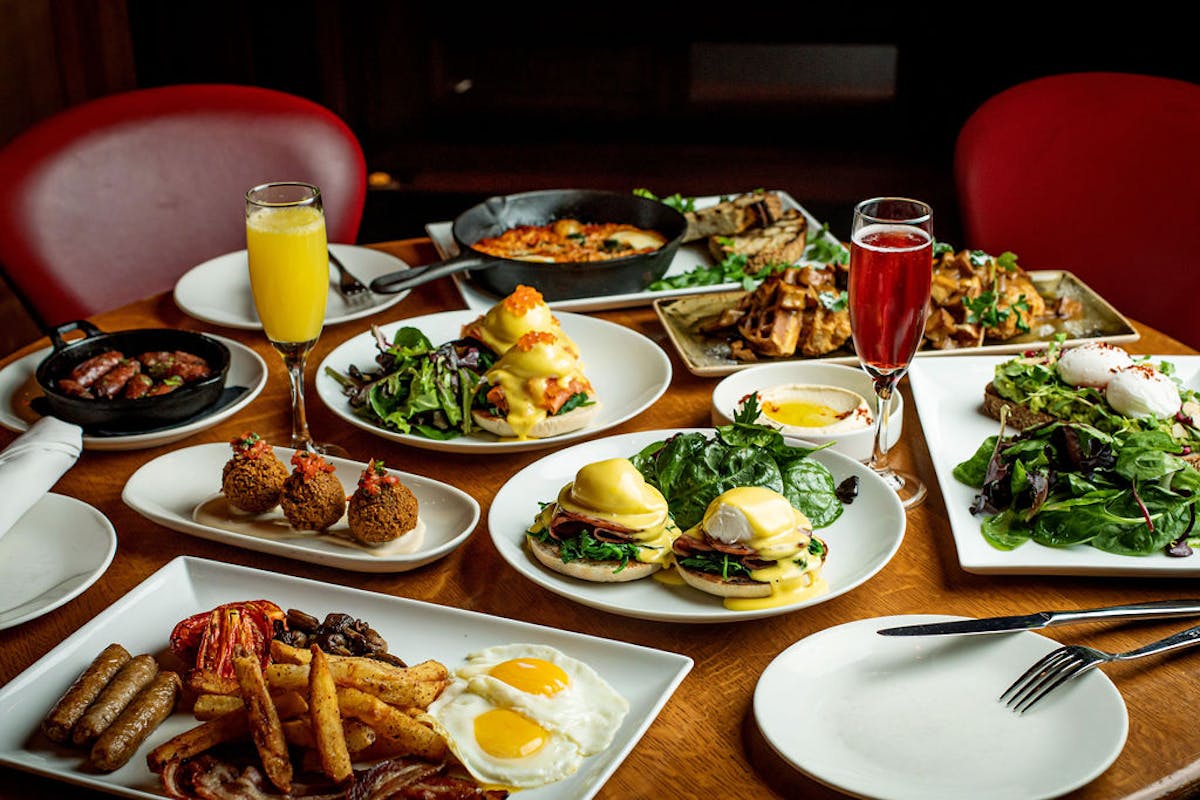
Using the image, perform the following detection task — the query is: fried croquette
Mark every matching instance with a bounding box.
[347,459,419,544]
[280,451,346,531]
[221,432,288,514]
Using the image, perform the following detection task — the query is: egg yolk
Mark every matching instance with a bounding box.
[474,708,549,759]
[488,657,569,696]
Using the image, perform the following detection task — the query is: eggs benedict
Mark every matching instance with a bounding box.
[472,330,598,439]
[526,458,679,581]
[672,486,828,609]
[460,284,577,357]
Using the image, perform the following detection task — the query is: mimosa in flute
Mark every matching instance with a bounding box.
[847,197,933,509]
[246,181,344,455]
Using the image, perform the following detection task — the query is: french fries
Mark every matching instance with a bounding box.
[233,646,293,793]
[308,646,352,783]
[264,658,447,707]
[150,635,450,788]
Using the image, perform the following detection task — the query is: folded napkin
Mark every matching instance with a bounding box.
[0,416,83,542]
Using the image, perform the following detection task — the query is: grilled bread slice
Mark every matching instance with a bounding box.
[708,209,807,272]
[683,191,787,243]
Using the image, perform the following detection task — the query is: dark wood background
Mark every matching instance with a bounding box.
[2,2,1196,354]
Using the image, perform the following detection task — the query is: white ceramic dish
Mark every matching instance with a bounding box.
[315,310,672,454]
[0,493,116,631]
[710,361,902,463]
[0,556,694,800]
[0,335,267,452]
[427,190,837,312]
[122,442,480,572]
[754,614,1127,800]
[487,428,905,623]
[908,354,1200,576]
[173,243,413,330]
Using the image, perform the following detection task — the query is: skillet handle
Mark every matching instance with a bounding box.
[370,251,495,294]
[47,320,105,353]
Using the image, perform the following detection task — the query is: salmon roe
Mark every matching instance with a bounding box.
[502,285,545,315]
[515,330,557,351]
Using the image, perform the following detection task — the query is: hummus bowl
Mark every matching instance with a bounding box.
[710,362,902,462]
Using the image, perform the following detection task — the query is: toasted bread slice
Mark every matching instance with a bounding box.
[683,192,787,243]
[708,209,807,272]
[982,382,1200,466]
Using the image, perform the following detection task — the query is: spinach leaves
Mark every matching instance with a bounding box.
[954,421,1200,556]
[629,414,845,530]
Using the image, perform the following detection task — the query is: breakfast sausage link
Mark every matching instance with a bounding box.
[69,350,123,387]
[71,653,159,745]
[122,373,155,400]
[168,360,212,383]
[56,379,95,399]
[92,359,141,400]
[41,643,131,743]
[90,670,181,772]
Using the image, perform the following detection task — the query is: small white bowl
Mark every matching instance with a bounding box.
[710,362,903,463]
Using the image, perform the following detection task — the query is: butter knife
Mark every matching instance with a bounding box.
[876,599,1200,637]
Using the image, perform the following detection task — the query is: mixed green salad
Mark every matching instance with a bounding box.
[955,420,1200,557]
[324,326,494,440]
[990,341,1200,449]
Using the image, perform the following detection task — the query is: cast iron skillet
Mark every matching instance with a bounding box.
[370,189,688,300]
[35,321,231,432]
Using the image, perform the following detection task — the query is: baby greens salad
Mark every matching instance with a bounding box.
[954,420,1200,557]
[324,326,494,440]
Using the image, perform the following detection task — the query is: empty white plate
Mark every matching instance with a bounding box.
[754,614,1128,800]
[0,493,116,630]
[174,243,412,329]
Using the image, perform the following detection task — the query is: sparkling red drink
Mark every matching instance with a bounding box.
[848,224,933,372]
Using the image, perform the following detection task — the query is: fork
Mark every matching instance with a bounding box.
[1000,623,1200,713]
[328,248,374,308]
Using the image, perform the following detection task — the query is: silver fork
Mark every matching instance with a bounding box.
[328,248,374,308]
[1000,623,1200,713]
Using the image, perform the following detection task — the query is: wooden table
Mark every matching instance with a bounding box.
[2,238,1198,800]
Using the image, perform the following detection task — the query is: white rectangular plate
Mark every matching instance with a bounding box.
[908,354,1200,576]
[427,190,835,311]
[0,556,693,799]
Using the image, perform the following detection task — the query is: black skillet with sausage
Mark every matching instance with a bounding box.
[35,321,231,432]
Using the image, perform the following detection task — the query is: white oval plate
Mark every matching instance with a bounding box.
[173,243,412,330]
[0,493,116,630]
[315,311,672,454]
[754,614,1128,800]
[0,334,267,452]
[122,442,480,572]
[487,428,905,623]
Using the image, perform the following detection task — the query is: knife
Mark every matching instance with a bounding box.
[876,599,1200,637]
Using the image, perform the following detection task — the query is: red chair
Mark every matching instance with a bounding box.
[955,71,1200,348]
[0,84,367,328]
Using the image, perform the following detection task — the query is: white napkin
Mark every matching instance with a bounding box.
[0,416,83,542]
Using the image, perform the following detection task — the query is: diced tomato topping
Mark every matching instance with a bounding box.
[291,450,335,480]
[359,459,400,496]
[230,431,272,460]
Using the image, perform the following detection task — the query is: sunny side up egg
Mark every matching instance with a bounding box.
[424,643,630,789]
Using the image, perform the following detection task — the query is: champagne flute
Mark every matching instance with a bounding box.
[245,181,346,456]
[847,197,933,508]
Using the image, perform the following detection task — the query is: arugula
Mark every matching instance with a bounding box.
[954,421,1200,556]
[647,248,790,291]
[803,225,850,265]
[324,326,494,441]
[629,418,843,531]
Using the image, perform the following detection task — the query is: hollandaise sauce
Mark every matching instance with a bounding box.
[695,486,829,611]
[486,331,592,440]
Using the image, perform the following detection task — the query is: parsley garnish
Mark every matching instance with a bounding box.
[632,188,696,213]
[818,290,848,312]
